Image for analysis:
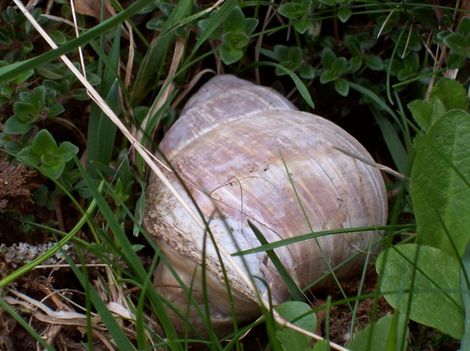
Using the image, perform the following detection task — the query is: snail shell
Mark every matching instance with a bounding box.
[144,75,387,333]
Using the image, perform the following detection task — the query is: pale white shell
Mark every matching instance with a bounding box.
[144,75,387,333]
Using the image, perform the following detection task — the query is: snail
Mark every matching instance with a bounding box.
[143,75,387,334]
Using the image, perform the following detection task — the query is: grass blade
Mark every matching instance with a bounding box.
[0,298,55,350]
[131,0,192,103]
[248,220,305,302]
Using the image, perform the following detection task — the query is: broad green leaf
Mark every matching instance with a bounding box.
[460,241,470,350]
[347,314,408,351]
[376,244,463,339]
[312,340,330,351]
[411,110,470,255]
[275,301,316,351]
[461,17,470,36]
[407,98,446,131]
[430,78,469,111]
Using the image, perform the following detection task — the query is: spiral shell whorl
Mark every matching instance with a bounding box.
[145,75,387,333]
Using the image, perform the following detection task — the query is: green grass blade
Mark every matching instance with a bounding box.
[0,196,95,288]
[0,0,151,82]
[191,0,238,54]
[86,27,121,176]
[65,257,136,350]
[233,224,413,256]
[259,61,315,109]
[372,108,409,174]
[0,298,55,350]
[75,158,184,349]
[131,0,192,103]
[248,220,305,302]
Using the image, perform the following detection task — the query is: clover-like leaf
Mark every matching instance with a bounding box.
[278,1,309,20]
[334,78,349,96]
[222,31,249,50]
[337,6,352,23]
[224,6,246,33]
[18,129,78,179]
[275,301,317,351]
[2,115,34,134]
[364,54,384,71]
[220,45,243,65]
[443,32,469,55]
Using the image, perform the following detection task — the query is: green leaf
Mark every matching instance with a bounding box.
[411,110,470,256]
[460,17,470,36]
[298,65,315,79]
[397,52,419,81]
[407,99,446,131]
[334,78,349,96]
[348,56,363,73]
[13,101,39,122]
[430,78,469,111]
[273,45,303,74]
[245,18,258,35]
[2,116,32,134]
[344,35,361,56]
[220,45,243,65]
[275,301,316,351]
[222,31,249,49]
[376,243,463,339]
[224,6,246,33]
[460,242,470,350]
[347,314,408,351]
[293,18,311,34]
[31,129,57,156]
[331,57,348,73]
[278,2,308,20]
[320,69,338,84]
[312,340,330,351]
[443,32,469,55]
[57,141,79,161]
[364,54,384,71]
[446,51,466,69]
[16,147,37,166]
[337,6,352,23]
[321,47,336,69]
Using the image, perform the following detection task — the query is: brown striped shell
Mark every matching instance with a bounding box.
[144,75,387,333]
